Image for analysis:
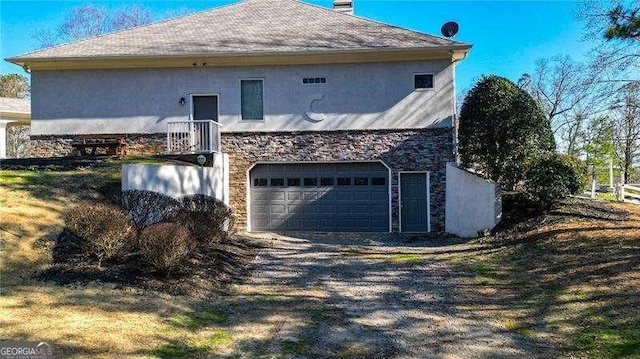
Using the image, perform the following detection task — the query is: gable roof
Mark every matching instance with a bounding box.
[7,0,471,69]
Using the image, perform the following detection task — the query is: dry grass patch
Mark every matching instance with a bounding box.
[441,198,640,358]
[0,159,250,358]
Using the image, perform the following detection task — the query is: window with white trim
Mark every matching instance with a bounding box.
[241,79,264,120]
[414,74,434,90]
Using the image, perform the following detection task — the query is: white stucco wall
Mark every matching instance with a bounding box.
[121,154,229,205]
[445,163,501,238]
[31,60,455,135]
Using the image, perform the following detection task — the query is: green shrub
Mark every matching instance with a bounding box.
[176,195,235,245]
[557,154,589,192]
[459,75,556,190]
[138,223,195,275]
[524,154,585,208]
[64,203,134,265]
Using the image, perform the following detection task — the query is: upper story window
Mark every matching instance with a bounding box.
[414,73,434,90]
[240,79,264,120]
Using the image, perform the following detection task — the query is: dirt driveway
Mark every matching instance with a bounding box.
[221,232,553,358]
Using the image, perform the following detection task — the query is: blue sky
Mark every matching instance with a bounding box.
[0,0,597,92]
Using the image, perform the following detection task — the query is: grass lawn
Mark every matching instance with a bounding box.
[0,158,238,358]
[439,199,640,358]
[1,159,639,358]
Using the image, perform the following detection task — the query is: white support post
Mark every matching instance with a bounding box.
[166,124,171,153]
[609,157,614,188]
[216,123,221,153]
[0,122,7,158]
[208,121,214,153]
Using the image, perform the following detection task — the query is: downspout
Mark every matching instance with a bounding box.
[450,50,468,166]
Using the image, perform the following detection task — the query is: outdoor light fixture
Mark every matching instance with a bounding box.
[179,97,186,106]
[196,155,207,166]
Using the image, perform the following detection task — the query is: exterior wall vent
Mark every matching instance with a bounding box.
[333,0,353,15]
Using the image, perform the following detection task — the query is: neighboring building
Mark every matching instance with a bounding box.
[0,97,30,158]
[7,0,474,233]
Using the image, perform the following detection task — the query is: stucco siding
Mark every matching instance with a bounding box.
[31,60,455,135]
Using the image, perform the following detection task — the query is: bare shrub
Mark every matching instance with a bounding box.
[64,203,134,265]
[176,195,235,245]
[121,190,181,229]
[138,223,195,275]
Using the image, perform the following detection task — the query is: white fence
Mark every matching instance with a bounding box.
[617,184,640,204]
[166,120,221,154]
[445,163,501,237]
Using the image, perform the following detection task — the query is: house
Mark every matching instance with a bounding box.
[6,0,487,234]
[0,97,31,158]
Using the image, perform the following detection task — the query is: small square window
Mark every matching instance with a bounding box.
[270,178,285,187]
[371,177,386,186]
[287,178,301,186]
[253,178,267,187]
[414,74,434,89]
[354,177,368,186]
[320,177,334,186]
[304,178,318,187]
[337,177,351,186]
[302,77,326,85]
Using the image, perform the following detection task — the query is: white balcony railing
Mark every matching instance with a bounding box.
[166,120,221,153]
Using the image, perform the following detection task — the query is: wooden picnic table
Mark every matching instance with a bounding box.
[71,135,126,156]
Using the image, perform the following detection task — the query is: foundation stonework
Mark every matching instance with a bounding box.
[221,128,454,232]
[30,134,166,158]
[30,128,454,232]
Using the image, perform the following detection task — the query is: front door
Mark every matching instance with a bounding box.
[400,172,430,232]
[192,95,218,122]
[190,95,218,151]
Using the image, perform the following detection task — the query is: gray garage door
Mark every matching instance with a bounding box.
[250,162,389,232]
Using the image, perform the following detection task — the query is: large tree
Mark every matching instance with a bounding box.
[458,75,556,190]
[0,74,30,98]
[604,4,640,40]
[611,82,640,183]
[579,2,639,84]
[519,56,596,132]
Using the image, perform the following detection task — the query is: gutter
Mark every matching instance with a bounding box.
[6,45,473,71]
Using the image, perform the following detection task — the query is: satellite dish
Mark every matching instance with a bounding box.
[441,21,459,38]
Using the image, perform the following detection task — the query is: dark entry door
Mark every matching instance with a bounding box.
[400,172,429,232]
[192,95,218,122]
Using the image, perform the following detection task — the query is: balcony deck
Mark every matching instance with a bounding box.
[166,120,221,154]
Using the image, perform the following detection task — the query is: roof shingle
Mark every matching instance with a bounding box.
[11,0,468,60]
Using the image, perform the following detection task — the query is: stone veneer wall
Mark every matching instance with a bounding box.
[30,134,166,158]
[29,128,454,232]
[222,128,455,232]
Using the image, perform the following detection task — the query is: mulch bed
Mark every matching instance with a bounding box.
[36,229,257,297]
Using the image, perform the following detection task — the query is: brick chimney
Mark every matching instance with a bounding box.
[333,0,353,15]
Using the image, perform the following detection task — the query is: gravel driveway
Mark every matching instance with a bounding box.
[224,233,553,358]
